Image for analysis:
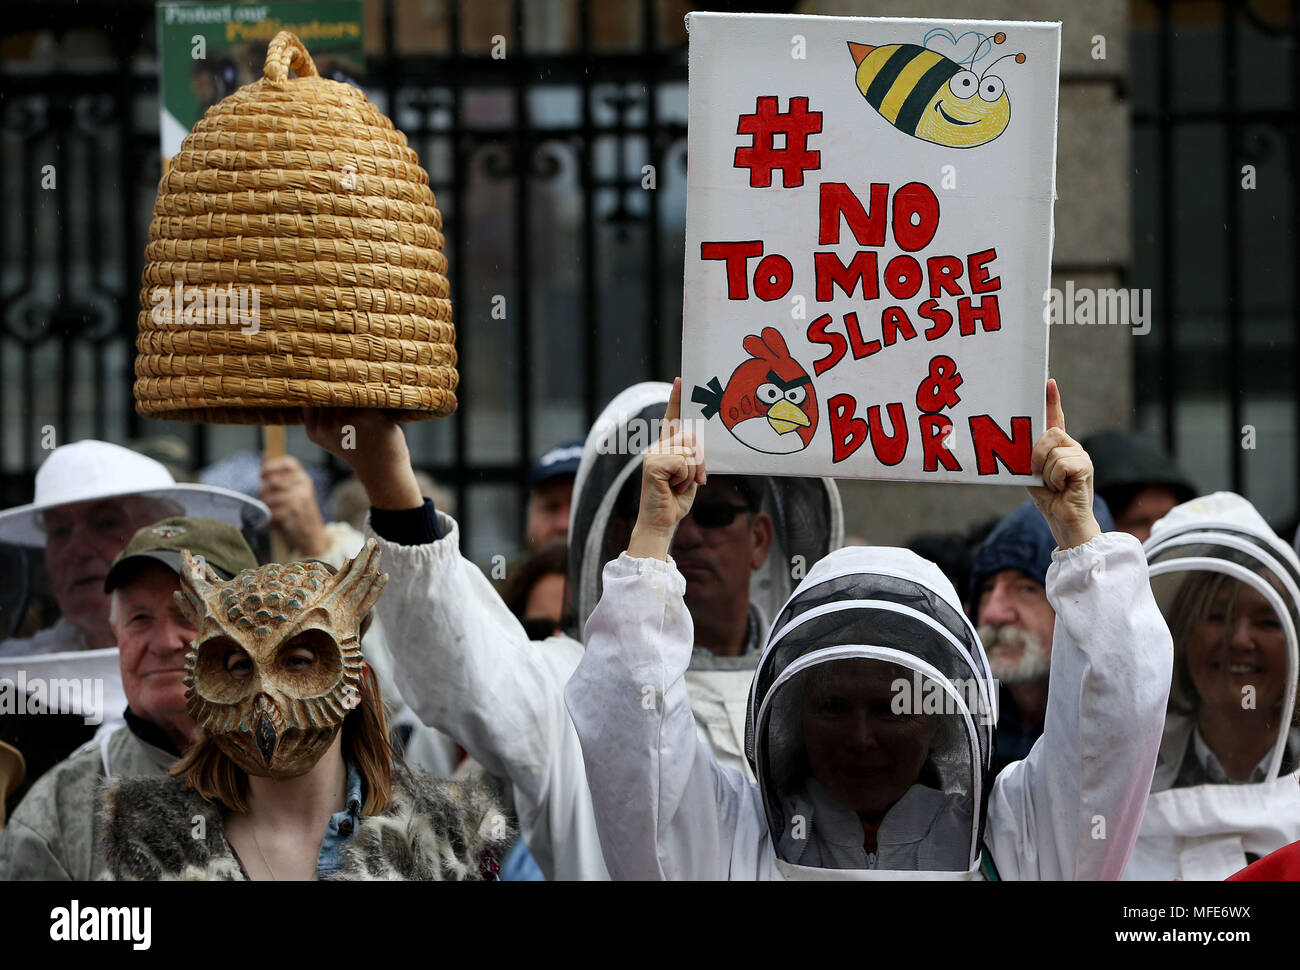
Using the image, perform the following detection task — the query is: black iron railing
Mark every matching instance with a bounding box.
[1132,0,1299,528]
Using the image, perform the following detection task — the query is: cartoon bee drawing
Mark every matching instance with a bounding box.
[847,29,1027,149]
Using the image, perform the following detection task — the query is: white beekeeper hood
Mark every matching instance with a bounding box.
[0,440,269,547]
[1144,492,1300,789]
[745,545,996,879]
[565,382,843,642]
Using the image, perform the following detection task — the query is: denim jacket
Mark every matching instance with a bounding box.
[316,761,364,879]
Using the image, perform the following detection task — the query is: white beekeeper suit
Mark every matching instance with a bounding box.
[566,537,1173,880]
[370,382,841,880]
[1124,492,1300,881]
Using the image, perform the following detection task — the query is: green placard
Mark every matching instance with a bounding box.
[156,1,365,160]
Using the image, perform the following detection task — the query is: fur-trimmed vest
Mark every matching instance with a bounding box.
[99,767,512,881]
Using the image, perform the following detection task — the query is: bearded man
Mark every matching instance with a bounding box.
[969,497,1115,775]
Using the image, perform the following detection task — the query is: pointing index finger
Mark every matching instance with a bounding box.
[662,377,683,439]
[1046,378,1066,433]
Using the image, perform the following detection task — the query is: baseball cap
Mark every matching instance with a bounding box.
[527,439,585,493]
[104,516,259,593]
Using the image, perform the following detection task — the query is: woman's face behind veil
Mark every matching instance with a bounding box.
[800,659,940,820]
[1186,579,1288,717]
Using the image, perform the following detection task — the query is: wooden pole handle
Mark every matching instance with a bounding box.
[263,425,289,563]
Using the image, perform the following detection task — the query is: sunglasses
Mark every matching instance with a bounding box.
[687,502,752,529]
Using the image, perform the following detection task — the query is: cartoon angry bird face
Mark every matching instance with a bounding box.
[848,35,1024,150]
[716,328,818,455]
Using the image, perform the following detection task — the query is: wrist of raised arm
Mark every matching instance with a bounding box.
[627,524,675,561]
[1053,516,1101,551]
[356,456,422,510]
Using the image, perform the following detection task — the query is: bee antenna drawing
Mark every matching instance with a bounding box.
[966,32,996,69]
[979,50,1028,79]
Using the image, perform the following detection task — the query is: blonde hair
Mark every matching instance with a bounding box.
[1166,570,1236,716]
[171,665,394,814]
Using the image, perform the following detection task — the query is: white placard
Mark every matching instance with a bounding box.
[682,12,1060,484]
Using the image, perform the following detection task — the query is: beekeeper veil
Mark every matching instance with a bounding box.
[1144,492,1300,790]
[745,546,996,878]
[565,382,843,642]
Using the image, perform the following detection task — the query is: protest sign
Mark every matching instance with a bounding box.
[682,13,1060,484]
[156,1,364,165]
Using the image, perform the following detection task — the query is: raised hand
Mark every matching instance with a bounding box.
[260,454,329,557]
[301,407,423,511]
[1026,379,1101,550]
[626,378,707,562]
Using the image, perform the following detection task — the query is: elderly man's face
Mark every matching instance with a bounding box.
[42,497,171,635]
[975,570,1056,685]
[110,562,196,744]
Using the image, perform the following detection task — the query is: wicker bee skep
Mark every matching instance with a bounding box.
[136,31,456,424]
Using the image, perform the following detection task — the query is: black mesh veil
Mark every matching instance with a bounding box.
[756,650,980,872]
[766,570,993,715]
[747,546,994,874]
[750,598,994,768]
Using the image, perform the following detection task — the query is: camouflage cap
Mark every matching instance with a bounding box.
[104,516,259,593]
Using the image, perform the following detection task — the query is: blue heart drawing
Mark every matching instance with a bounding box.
[922,28,990,68]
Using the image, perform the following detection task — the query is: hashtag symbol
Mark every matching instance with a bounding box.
[734,96,823,188]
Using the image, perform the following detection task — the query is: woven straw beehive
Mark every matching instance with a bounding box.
[136,32,456,424]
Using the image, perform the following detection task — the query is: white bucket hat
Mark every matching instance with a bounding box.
[0,440,270,547]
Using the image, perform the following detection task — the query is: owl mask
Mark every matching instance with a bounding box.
[177,539,387,779]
